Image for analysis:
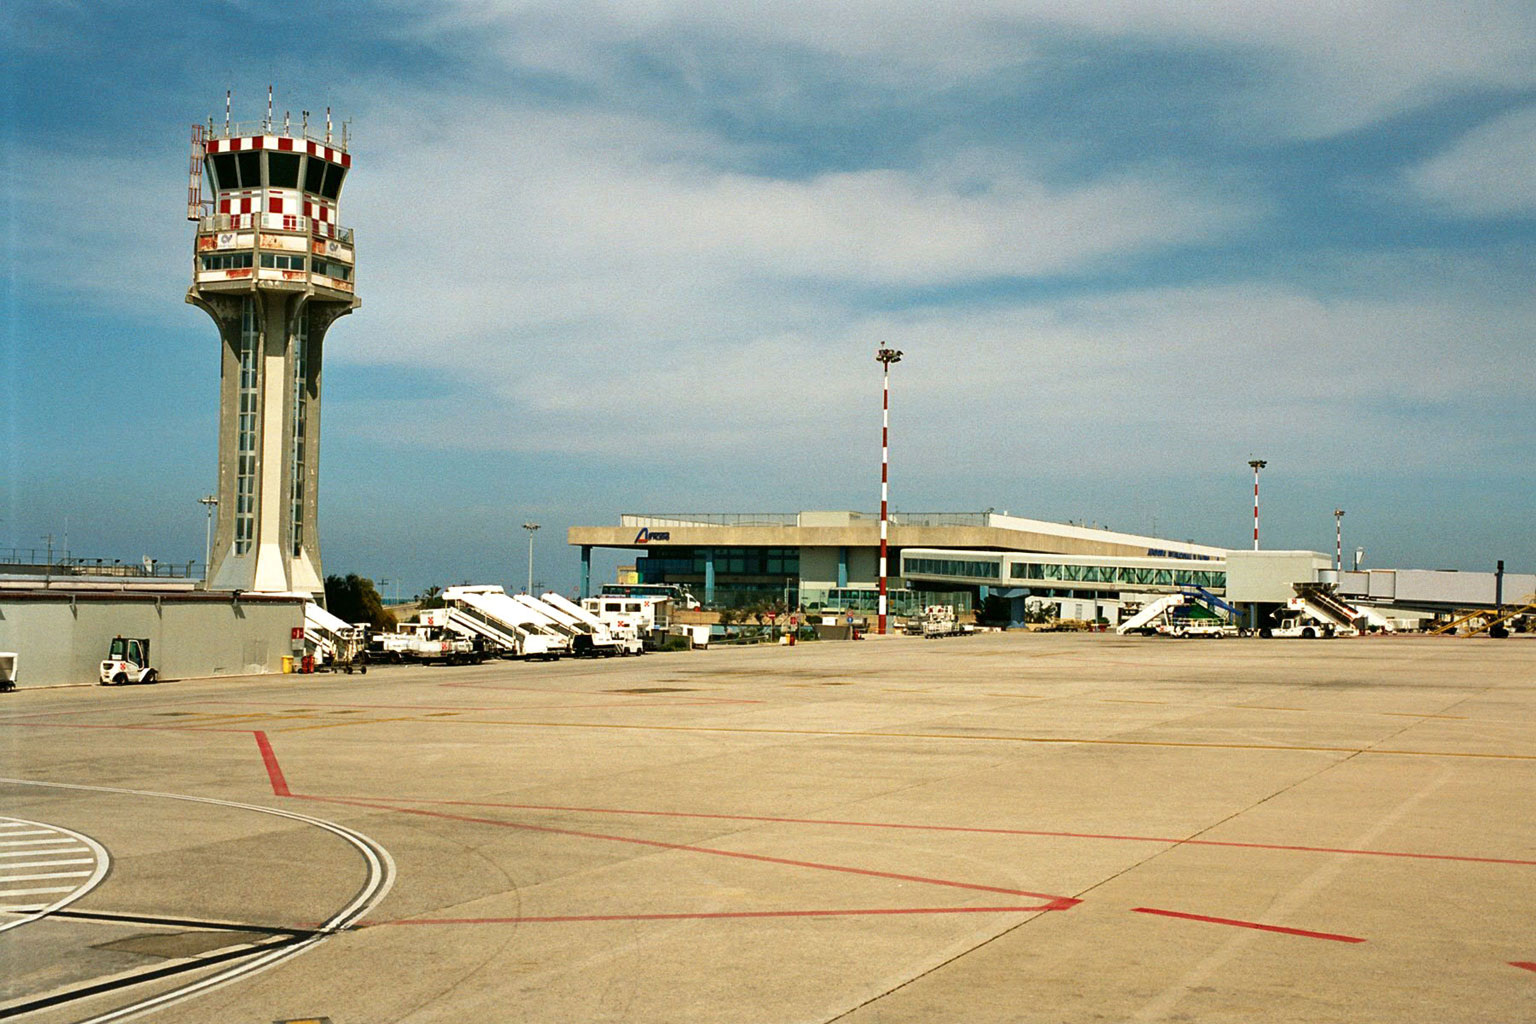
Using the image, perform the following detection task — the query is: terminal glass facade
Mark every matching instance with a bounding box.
[637,546,801,608]
[906,556,1001,580]
[1009,563,1225,589]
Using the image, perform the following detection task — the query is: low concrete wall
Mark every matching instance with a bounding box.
[0,589,304,688]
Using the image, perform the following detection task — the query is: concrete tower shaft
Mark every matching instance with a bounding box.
[186,113,359,597]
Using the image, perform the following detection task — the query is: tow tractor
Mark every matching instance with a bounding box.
[100,636,158,685]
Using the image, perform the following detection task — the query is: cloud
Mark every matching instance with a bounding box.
[1404,104,1536,217]
[413,0,1536,139]
[339,99,1254,369]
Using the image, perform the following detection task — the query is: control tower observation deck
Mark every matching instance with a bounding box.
[186,109,359,598]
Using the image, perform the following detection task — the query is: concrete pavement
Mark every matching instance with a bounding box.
[1,632,1532,1022]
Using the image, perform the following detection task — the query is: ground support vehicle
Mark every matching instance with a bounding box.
[0,652,16,692]
[1163,619,1241,638]
[443,586,569,660]
[583,595,672,651]
[920,605,967,638]
[539,592,645,656]
[99,636,157,685]
[1263,614,1333,639]
[1261,586,1362,639]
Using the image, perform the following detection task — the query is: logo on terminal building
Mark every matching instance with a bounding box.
[634,528,671,543]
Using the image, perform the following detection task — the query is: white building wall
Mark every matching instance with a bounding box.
[1223,550,1331,603]
[0,594,304,688]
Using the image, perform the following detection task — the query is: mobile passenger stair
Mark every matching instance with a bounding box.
[443,586,569,660]
[1292,582,1363,637]
[1116,588,1240,637]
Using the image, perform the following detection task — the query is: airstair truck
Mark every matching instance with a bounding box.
[444,585,568,660]
[534,593,644,657]
[541,592,645,656]
[1262,583,1361,639]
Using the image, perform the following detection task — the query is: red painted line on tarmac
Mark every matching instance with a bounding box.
[253,731,290,797]
[297,793,1078,910]
[1132,906,1365,943]
[322,794,1536,868]
[381,905,1050,925]
[1511,961,1536,974]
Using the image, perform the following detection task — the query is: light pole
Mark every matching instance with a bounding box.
[1248,459,1267,551]
[876,346,903,635]
[522,522,540,595]
[198,495,218,581]
[1333,508,1345,571]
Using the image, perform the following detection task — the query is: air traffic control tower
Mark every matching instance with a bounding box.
[186,104,358,597]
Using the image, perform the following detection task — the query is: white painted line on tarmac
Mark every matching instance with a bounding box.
[0,858,95,870]
[1,871,93,883]
[0,845,87,857]
[0,817,110,934]
[0,777,395,1024]
[0,830,55,837]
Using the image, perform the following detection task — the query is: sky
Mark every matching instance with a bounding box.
[2,1,1533,597]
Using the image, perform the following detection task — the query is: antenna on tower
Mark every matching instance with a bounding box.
[224,90,231,134]
[284,110,290,135]
[265,85,273,131]
[325,107,332,143]
[302,110,309,136]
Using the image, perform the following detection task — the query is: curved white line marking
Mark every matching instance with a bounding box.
[0,778,395,1024]
[0,816,110,933]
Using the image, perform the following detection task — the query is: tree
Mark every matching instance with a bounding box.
[324,574,396,632]
[417,585,444,610]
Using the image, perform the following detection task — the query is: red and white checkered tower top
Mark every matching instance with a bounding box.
[190,98,356,297]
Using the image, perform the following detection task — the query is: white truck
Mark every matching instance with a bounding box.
[372,614,483,665]
[583,595,672,650]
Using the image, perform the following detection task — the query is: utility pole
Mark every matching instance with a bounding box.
[1248,459,1267,551]
[199,495,218,582]
[523,522,540,595]
[1333,508,1345,571]
[876,346,903,635]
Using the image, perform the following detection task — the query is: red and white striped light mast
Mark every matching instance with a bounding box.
[1333,508,1345,571]
[876,346,903,635]
[1248,458,1267,550]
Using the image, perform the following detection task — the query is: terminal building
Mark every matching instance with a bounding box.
[569,511,1231,621]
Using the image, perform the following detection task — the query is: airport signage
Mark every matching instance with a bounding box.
[634,528,671,543]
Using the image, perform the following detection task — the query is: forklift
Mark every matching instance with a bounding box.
[99,636,158,685]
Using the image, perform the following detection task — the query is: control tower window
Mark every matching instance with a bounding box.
[268,152,301,189]
[318,163,345,200]
[210,153,237,191]
[304,156,325,194]
[237,151,261,189]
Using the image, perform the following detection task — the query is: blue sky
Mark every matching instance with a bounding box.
[3,1,1533,597]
